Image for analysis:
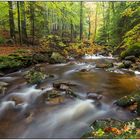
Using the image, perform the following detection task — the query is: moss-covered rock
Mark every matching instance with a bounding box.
[120,43,140,59]
[123,60,132,68]
[49,52,66,64]
[24,67,47,84]
[118,63,125,68]
[0,49,33,73]
[32,53,49,63]
[116,91,140,115]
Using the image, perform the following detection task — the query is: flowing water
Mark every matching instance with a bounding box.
[0,55,140,138]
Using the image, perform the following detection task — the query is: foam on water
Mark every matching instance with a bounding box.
[9,85,41,102]
[0,76,19,82]
[21,99,107,138]
[75,62,86,65]
[5,85,53,104]
[135,71,140,75]
[84,64,96,69]
[0,101,15,115]
[64,69,76,75]
[84,54,114,60]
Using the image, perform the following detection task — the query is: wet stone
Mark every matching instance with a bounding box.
[0,82,9,95]
[123,60,132,68]
[125,55,136,62]
[87,92,103,100]
[24,112,34,124]
[53,80,77,90]
[80,69,89,72]
[59,84,69,91]
[10,96,24,105]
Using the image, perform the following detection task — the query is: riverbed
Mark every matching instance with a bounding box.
[0,55,140,138]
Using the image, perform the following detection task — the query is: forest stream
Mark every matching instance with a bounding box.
[0,54,140,138]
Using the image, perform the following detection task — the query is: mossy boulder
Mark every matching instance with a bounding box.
[125,55,136,62]
[123,60,132,68]
[118,63,125,68]
[24,67,47,84]
[0,56,24,70]
[116,91,140,115]
[49,52,66,64]
[32,53,49,63]
[120,43,140,59]
[0,50,32,73]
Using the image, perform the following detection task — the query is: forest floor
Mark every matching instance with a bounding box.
[0,45,32,56]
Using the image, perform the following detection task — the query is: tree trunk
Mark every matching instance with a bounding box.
[8,1,16,42]
[30,2,35,45]
[107,3,111,44]
[102,2,106,32]
[70,20,73,42]
[88,16,91,40]
[93,4,98,42]
[80,1,83,40]
[61,7,64,38]
[17,2,22,45]
[20,1,28,43]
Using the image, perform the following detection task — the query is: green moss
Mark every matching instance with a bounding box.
[118,63,125,68]
[121,43,140,58]
[0,54,32,72]
[49,52,66,64]
[0,36,5,44]
[116,91,140,115]
[116,91,140,107]
[24,67,47,84]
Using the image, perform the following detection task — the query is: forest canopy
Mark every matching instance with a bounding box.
[0,1,139,48]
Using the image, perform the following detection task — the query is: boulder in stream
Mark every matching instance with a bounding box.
[79,69,90,72]
[87,92,103,100]
[53,80,77,90]
[49,52,66,64]
[24,111,35,124]
[115,90,140,115]
[10,96,24,105]
[37,89,66,105]
[123,60,132,68]
[0,81,9,95]
[96,62,113,69]
[124,55,136,62]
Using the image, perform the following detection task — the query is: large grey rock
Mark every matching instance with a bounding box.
[125,55,136,62]
[87,92,103,100]
[123,60,132,68]
[53,80,77,90]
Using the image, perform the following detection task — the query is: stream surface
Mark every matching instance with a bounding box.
[0,55,140,138]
